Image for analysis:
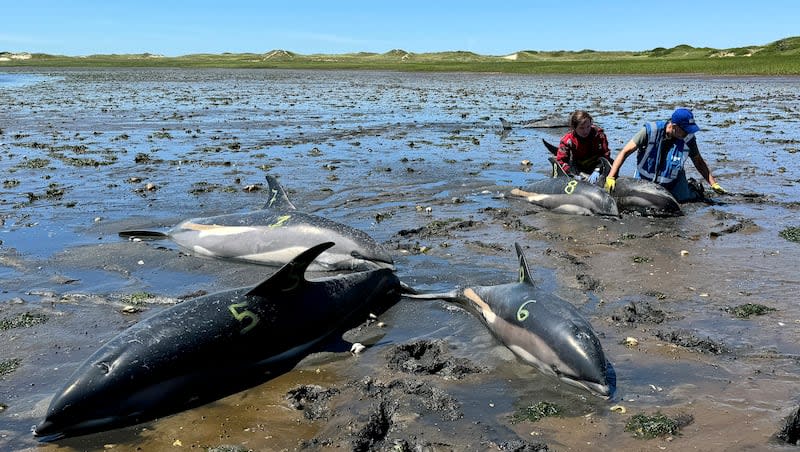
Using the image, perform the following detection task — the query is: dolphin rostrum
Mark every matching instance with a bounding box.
[119,175,394,271]
[34,242,401,441]
[404,243,615,398]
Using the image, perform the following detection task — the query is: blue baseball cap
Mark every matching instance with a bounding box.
[671,108,700,134]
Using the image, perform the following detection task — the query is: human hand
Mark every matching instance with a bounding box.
[588,170,600,184]
[604,176,616,192]
[711,183,726,194]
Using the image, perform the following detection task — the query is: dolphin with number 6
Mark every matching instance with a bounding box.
[34,242,401,441]
[404,243,615,398]
[119,175,394,271]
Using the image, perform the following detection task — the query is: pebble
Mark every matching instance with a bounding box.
[623,337,639,347]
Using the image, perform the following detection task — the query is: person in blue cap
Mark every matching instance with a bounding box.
[604,108,725,202]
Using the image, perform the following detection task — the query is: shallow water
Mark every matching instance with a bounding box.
[1,68,800,451]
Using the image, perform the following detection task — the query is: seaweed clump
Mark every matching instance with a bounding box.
[723,303,776,319]
[777,405,800,445]
[0,358,22,377]
[779,226,800,243]
[625,412,693,439]
[510,401,562,423]
[0,311,49,330]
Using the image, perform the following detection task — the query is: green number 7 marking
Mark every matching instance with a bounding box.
[228,302,260,334]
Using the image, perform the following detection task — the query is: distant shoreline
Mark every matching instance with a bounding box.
[2,36,799,75]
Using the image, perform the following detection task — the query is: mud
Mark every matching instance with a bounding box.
[1,69,800,451]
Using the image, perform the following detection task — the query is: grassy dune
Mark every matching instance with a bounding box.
[2,36,799,75]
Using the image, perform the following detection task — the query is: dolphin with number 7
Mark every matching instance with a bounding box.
[34,242,401,441]
[119,175,395,271]
[404,243,615,398]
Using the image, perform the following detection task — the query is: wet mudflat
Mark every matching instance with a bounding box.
[1,68,800,451]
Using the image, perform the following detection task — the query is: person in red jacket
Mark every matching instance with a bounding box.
[555,110,611,185]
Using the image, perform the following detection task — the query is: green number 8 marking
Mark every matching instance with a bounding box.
[517,300,536,322]
[228,302,260,334]
[564,180,578,195]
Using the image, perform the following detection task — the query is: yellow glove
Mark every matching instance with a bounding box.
[604,176,616,193]
[711,182,726,194]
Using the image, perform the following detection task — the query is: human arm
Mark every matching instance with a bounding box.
[555,138,574,175]
[604,138,639,191]
[690,152,724,192]
[687,138,725,193]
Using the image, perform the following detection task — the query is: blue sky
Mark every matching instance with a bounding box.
[2,1,797,56]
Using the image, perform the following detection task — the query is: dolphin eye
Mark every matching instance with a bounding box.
[96,362,111,374]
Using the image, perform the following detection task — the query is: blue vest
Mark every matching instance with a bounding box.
[635,121,689,188]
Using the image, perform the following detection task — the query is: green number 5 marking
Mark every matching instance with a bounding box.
[517,300,536,322]
[228,302,260,334]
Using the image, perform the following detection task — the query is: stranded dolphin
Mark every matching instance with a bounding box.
[119,175,394,271]
[34,242,401,441]
[542,139,681,216]
[499,116,568,129]
[404,243,614,398]
[509,177,619,216]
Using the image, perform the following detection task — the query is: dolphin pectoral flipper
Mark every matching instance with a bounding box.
[401,289,461,301]
[118,230,170,240]
[246,242,335,297]
[264,175,297,210]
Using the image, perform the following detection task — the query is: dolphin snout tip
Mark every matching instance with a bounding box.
[32,420,64,441]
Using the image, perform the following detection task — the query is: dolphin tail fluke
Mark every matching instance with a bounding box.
[264,175,297,210]
[514,242,535,286]
[246,242,334,297]
[118,230,169,240]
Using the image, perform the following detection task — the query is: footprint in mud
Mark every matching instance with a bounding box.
[286,340,503,451]
[655,329,728,355]
[385,339,485,379]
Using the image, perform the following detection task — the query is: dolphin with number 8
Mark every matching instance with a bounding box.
[404,243,615,398]
[33,242,401,441]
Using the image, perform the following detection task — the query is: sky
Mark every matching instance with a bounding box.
[2,1,798,57]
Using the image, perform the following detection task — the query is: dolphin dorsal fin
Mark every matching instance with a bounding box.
[514,242,535,286]
[542,138,559,156]
[246,242,334,297]
[264,175,297,210]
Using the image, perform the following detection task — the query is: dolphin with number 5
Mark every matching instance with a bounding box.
[34,242,402,441]
[119,175,394,271]
[403,243,615,398]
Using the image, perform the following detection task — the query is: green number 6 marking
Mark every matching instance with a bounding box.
[517,300,536,322]
[228,302,260,334]
[564,180,578,195]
